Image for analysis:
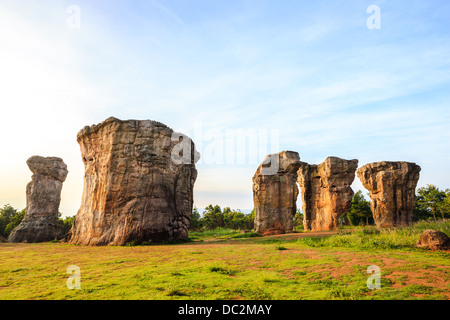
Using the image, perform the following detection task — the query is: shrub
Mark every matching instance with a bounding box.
[59,215,75,237]
[0,205,25,237]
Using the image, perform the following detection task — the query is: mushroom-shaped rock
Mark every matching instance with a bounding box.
[8,156,68,243]
[357,161,420,228]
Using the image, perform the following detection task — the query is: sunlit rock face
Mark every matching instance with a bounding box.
[297,157,358,231]
[357,161,421,228]
[416,229,450,251]
[8,156,68,243]
[67,117,199,246]
[253,151,301,235]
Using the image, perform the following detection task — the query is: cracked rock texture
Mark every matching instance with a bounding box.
[253,151,301,235]
[8,156,68,243]
[297,157,358,231]
[357,161,421,228]
[67,117,199,246]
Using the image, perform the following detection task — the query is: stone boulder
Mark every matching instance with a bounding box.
[297,157,358,231]
[66,117,199,246]
[357,161,421,228]
[416,230,450,251]
[8,156,68,243]
[253,151,301,235]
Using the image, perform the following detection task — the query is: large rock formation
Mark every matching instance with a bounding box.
[8,156,68,243]
[297,157,358,231]
[253,151,301,235]
[356,161,421,228]
[67,117,199,246]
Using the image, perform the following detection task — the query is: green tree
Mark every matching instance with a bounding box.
[346,190,373,226]
[4,209,25,237]
[227,209,247,230]
[293,209,304,229]
[202,204,223,230]
[59,215,75,237]
[245,209,255,230]
[190,207,202,231]
[197,205,254,231]
[416,185,447,220]
[222,207,232,228]
[0,205,15,236]
[0,205,25,238]
[442,189,450,217]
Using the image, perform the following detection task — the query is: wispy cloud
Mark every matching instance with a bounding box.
[151,0,184,25]
[1,0,449,213]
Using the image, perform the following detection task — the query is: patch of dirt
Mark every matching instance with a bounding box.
[385,269,450,298]
[270,247,450,298]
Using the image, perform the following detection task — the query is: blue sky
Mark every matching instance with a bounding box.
[0,0,449,216]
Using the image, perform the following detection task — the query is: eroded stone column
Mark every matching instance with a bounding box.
[253,151,301,235]
[8,156,68,243]
[357,161,421,228]
[67,117,199,245]
[297,157,358,231]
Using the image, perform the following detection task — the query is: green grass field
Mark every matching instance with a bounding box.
[0,220,449,300]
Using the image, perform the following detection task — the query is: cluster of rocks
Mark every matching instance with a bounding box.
[252,151,422,234]
[5,117,448,251]
[8,117,199,246]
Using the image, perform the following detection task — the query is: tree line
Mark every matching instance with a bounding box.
[0,207,73,239]
[1,184,449,238]
[190,205,255,231]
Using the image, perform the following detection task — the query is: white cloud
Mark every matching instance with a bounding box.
[1,0,449,215]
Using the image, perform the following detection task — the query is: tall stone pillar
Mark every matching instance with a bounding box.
[297,157,358,231]
[67,117,199,245]
[357,161,421,228]
[253,151,301,235]
[9,156,68,242]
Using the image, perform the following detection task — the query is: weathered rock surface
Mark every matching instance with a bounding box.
[297,157,358,231]
[416,229,450,251]
[8,156,68,243]
[357,161,420,228]
[253,151,301,235]
[67,117,199,246]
